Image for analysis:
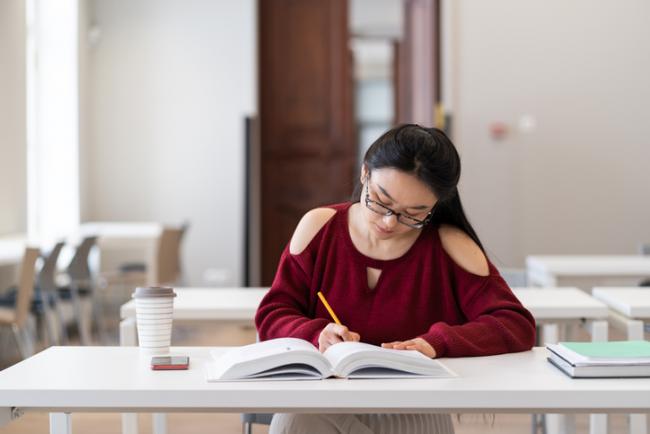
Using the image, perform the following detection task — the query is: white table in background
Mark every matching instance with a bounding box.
[513,287,610,434]
[0,234,27,267]
[592,288,650,340]
[77,222,170,286]
[1,346,649,434]
[119,287,269,346]
[526,256,650,287]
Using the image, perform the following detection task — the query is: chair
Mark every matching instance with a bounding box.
[58,237,103,345]
[498,267,528,288]
[0,242,67,346]
[241,413,274,434]
[155,226,186,286]
[640,243,650,287]
[0,247,40,359]
[36,242,68,345]
[117,222,189,286]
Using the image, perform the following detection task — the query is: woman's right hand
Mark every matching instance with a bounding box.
[318,323,360,352]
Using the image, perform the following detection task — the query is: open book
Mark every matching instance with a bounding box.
[205,338,456,381]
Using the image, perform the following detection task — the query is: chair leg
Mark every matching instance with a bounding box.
[51,293,69,345]
[11,324,34,359]
[91,289,108,345]
[40,302,59,346]
[70,283,92,345]
[10,324,25,359]
[242,422,252,434]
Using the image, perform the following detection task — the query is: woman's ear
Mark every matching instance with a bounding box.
[360,165,368,183]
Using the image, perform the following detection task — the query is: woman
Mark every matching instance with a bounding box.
[255,124,536,434]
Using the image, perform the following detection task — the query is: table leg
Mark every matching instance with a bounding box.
[629,415,648,434]
[0,407,11,427]
[50,412,71,434]
[586,320,609,434]
[583,319,608,434]
[543,323,577,434]
[620,317,648,434]
[153,413,167,434]
[588,320,608,342]
[120,317,139,434]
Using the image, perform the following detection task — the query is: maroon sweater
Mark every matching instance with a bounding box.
[255,202,536,358]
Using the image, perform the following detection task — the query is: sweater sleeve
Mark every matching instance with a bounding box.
[419,264,536,358]
[255,245,329,346]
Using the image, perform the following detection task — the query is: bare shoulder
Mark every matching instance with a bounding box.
[289,207,338,255]
[438,224,489,276]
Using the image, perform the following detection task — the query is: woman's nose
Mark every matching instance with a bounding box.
[382,214,398,227]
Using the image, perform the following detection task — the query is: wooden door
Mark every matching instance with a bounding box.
[259,0,355,284]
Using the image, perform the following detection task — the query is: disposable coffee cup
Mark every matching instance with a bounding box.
[133,286,177,355]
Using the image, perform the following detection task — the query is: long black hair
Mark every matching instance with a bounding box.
[355,124,484,251]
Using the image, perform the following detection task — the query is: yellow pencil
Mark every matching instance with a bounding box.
[317,291,341,325]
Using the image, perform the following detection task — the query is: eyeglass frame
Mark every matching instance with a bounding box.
[364,180,434,229]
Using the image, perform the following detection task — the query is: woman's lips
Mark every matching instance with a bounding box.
[375,224,394,235]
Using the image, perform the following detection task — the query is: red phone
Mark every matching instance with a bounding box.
[151,356,190,370]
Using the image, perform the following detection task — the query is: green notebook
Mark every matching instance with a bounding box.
[560,341,650,359]
[548,341,650,366]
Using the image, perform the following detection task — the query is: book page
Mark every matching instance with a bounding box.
[207,338,332,381]
[323,342,456,378]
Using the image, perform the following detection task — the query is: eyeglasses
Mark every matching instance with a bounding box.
[364,182,432,229]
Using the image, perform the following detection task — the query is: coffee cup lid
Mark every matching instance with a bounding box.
[132,286,176,299]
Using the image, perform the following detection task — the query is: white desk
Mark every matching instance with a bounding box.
[0,234,27,267]
[513,287,610,322]
[119,287,269,346]
[120,287,268,434]
[121,287,612,434]
[592,288,650,325]
[526,256,650,287]
[78,222,170,285]
[1,346,649,434]
[513,288,610,434]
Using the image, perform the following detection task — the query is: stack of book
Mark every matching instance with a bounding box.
[547,340,650,378]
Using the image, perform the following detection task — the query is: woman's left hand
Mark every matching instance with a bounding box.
[381,337,437,358]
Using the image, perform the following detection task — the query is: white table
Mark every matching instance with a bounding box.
[78,222,170,286]
[121,287,613,434]
[526,256,650,288]
[513,288,610,434]
[588,287,650,434]
[119,287,269,346]
[120,287,268,434]
[1,346,649,434]
[592,287,650,326]
[0,234,27,267]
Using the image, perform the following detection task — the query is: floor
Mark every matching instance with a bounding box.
[0,293,633,434]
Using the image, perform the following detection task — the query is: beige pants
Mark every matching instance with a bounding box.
[270,413,455,434]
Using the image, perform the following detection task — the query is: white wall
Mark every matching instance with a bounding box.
[0,0,27,235]
[83,0,256,285]
[453,0,650,266]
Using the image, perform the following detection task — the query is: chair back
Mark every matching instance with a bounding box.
[498,267,528,288]
[14,247,41,327]
[37,242,65,293]
[155,228,184,285]
[67,237,97,283]
[641,243,650,256]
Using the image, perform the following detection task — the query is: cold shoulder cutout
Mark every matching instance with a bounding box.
[438,224,489,277]
[289,208,338,255]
